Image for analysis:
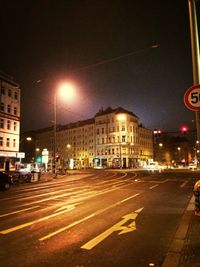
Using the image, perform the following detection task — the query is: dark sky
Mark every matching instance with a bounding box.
[0,0,200,133]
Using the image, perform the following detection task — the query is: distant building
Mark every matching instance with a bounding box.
[22,107,153,170]
[154,134,193,166]
[0,72,21,170]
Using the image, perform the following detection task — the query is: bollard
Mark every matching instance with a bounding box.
[194,180,200,216]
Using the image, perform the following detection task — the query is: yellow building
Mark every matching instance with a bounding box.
[33,107,153,170]
[94,107,153,168]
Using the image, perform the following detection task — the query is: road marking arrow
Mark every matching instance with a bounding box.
[81,207,143,250]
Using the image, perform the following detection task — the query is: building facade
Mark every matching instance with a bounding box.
[153,134,193,166]
[24,107,153,170]
[0,73,21,170]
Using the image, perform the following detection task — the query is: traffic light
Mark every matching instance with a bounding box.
[56,155,60,162]
[181,126,188,135]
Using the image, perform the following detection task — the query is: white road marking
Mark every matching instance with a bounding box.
[180,180,189,188]
[0,205,76,235]
[81,208,143,250]
[39,193,140,241]
[0,206,40,218]
[149,184,159,190]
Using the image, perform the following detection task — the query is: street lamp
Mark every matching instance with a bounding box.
[53,82,76,176]
[117,113,126,169]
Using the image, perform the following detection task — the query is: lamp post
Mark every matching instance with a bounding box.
[53,93,57,176]
[117,114,126,169]
[53,82,76,176]
[188,0,200,143]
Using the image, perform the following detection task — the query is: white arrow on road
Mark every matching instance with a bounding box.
[81,207,143,250]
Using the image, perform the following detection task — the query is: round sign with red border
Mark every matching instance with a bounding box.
[184,84,200,111]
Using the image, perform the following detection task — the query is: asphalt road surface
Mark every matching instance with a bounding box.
[0,170,198,267]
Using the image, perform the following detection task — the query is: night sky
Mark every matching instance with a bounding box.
[0,0,200,133]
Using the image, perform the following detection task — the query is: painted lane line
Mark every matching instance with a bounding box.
[39,193,140,241]
[95,173,127,185]
[0,205,76,235]
[0,206,40,218]
[149,184,159,190]
[180,180,189,188]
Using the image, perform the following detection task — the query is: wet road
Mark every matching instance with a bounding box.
[0,170,198,267]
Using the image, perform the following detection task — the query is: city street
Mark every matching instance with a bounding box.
[0,170,198,267]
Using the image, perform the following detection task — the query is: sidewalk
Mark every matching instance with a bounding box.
[162,194,200,267]
[179,209,200,267]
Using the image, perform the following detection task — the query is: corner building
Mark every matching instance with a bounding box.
[94,107,153,168]
[34,107,153,169]
[0,73,20,170]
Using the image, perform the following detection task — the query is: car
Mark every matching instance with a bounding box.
[188,163,197,170]
[0,171,13,190]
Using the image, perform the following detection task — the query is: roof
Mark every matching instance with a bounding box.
[95,106,138,118]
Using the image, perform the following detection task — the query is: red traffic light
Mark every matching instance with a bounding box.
[181,126,188,134]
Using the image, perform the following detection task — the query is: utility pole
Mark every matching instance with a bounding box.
[188,0,200,142]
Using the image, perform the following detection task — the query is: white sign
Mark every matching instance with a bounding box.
[42,149,49,163]
[42,149,49,156]
[184,85,200,111]
[16,152,25,158]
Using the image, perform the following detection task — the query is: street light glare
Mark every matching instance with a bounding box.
[117,114,126,121]
[58,82,76,101]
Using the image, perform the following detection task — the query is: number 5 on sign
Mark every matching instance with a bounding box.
[184,85,200,111]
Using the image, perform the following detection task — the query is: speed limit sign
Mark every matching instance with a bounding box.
[184,85,200,111]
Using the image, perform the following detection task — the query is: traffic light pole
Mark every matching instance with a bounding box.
[188,0,200,142]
